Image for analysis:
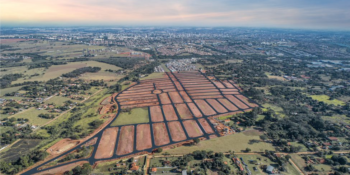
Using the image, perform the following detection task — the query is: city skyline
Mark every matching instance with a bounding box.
[1,0,350,30]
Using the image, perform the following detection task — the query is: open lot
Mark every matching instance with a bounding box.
[136,124,152,151]
[153,122,170,146]
[116,125,134,155]
[168,121,187,142]
[110,107,149,126]
[12,108,52,126]
[95,127,118,159]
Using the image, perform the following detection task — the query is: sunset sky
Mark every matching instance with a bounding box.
[1,0,349,30]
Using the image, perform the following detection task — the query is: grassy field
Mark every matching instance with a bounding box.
[12,108,52,126]
[262,103,285,117]
[322,115,350,125]
[309,95,345,106]
[217,114,234,120]
[289,142,308,152]
[44,96,73,106]
[0,86,23,96]
[265,72,285,81]
[111,107,149,126]
[162,130,275,155]
[140,73,166,80]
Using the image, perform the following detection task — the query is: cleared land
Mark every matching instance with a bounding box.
[150,106,164,122]
[198,118,214,134]
[206,99,228,113]
[183,120,203,138]
[187,103,203,118]
[194,100,217,116]
[110,107,149,126]
[152,123,170,146]
[217,98,239,111]
[168,92,183,103]
[225,95,249,109]
[167,121,187,142]
[95,127,118,159]
[175,103,193,119]
[136,124,152,151]
[116,125,135,155]
[162,104,178,121]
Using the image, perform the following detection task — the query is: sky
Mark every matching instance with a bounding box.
[1,0,350,30]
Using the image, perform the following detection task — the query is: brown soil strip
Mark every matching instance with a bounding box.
[162,104,178,121]
[212,81,226,88]
[222,81,235,88]
[183,120,203,138]
[150,106,164,122]
[136,124,152,151]
[179,91,192,102]
[222,91,240,95]
[206,99,228,113]
[95,127,118,159]
[159,93,171,105]
[119,99,158,105]
[225,95,249,109]
[189,92,222,96]
[220,89,238,92]
[194,100,217,116]
[175,103,193,119]
[152,123,170,146]
[198,118,214,134]
[192,95,224,99]
[116,125,135,155]
[217,99,239,111]
[168,121,187,142]
[168,92,183,103]
[235,95,259,107]
[187,103,203,118]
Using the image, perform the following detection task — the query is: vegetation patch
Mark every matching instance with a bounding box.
[111,107,149,126]
[309,95,345,106]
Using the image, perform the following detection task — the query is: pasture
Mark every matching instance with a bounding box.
[110,107,149,126]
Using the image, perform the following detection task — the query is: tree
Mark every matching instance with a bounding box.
[285,155,291,160]
[245,148,251,152]
[157,148,163,153]
[338,156,347,165]
[193,138,200,144]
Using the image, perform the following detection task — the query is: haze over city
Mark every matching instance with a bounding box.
[1,0,350,30]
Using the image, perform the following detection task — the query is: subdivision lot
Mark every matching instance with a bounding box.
[150,106,164,122]
[225,95,249,109]
[110,108,149,126]
[179,91,192,102]
[194,100,217,115]
[221,81,235,88]
[159,93,172,104]
[206,99,228,113]
[116,125,135,155]
[236,94,259,107]
[162,104,178,121]
[136,124,152,151]
[175,103,194,119]
[152,123,170,146]
[187,103,203,118]
[183,120,203,138]
[167,121,187,142]
[95,127,118,159]
[168,92,183,103]
[212,81,226,88]
[198,118,214,134]
[217,98,239,111]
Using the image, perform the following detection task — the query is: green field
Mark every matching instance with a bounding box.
[140,72,166,80]
[12,108,52,126]
[162,130,275,155]
[262,103,285,117]
[44,96,73,106]
[0,86,23,96]
[111,108,149,126]
[309,95,345,106]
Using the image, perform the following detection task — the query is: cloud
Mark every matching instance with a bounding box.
[1,0,349,29]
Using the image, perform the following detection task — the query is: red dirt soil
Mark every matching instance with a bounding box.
[217,99,239,111]
[190,92,222,96]
[206,99,228,113]
[116,125,135,155]
[235,95,258,107]
[220,89,238,92]
[33,161,89,175]
[152,123,170,146]
[153,90,162,94]
[225,95,249,109]
[150,106,164,122]
[179,91,192,102]
[194,100,217,116]
[47,139,80,156]
[162,104,178,121]
[212,81,226,88]
[174,81,184,91]
[222,91,240,95]
[198,118,214,134]
[187,103,203,118]
[192,95,224,99]
[175,103,193,119]
[183,120,203,138]
[168,121,187,142]
[95,127,118,159]
[221,81,235,88]
[136,124,152,151]
[159,93,171,104]
[168,92,183,103]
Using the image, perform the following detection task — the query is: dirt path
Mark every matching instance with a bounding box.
[289,158,304,175]
[144,156,151,175]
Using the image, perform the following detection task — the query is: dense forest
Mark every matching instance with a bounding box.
[96,57,141,69]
